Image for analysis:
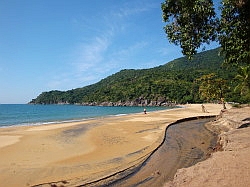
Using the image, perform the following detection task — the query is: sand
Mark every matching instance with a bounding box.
[0,104,232,187]
[164,106,250,187]
[112,117,218,187]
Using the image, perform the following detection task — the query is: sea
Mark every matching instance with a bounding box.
[0,104,172,128]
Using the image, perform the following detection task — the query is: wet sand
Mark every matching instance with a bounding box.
[164,106,250,187]
[0,104,223,187]
[111,117,217,187]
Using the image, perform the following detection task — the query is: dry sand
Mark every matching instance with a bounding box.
[0,104,229,187]
[164,106,250,187]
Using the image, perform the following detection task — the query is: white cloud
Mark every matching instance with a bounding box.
[112,0,156,18]
[74,37,110,69]
[47,1,159,91]
[112,41,148,57]
[114,6,148,18]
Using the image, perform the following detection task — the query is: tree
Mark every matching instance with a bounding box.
[234,65,250,95]
[219,0,250,67]
[197,73,228,108]
[161,0,218,58]
[161,0,249,65]
[161,0,250,102]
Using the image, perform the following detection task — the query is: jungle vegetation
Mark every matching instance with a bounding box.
[161,0,250,102]
[30,0,250,105]
[30,48,247,105]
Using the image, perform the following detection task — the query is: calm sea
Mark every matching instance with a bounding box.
[0,104,172,128]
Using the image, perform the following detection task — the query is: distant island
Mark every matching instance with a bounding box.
[29,48,244,106]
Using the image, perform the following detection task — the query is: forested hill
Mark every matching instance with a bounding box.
[29,47,241,105]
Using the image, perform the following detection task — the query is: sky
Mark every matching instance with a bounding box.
[0,0,220,104]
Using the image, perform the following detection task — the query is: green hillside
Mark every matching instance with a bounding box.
[29,48,243,105]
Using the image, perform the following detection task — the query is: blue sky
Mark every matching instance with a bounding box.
[0,0,219,104]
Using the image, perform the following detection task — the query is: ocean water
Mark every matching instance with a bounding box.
[0,104,172,128]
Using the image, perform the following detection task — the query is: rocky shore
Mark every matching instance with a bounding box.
[81,97,176,107]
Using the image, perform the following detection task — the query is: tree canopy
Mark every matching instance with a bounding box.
[161,0,250,98]
[219,0,250,67]
[30,48,245,105]
[161,0,249,65]
[161,0,218,58]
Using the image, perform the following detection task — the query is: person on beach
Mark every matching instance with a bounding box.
[201,104,208,113]
[144,108,147,114]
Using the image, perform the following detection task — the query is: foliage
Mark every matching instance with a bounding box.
[30,48,247,105]
[219,0,250,67]
[234,65,250,101]
[161,0,249,102]
[196,73,228,102]
[161,0,218,58]
[161,0,250,67]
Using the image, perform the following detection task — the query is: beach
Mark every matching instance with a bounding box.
[164,105,250,187]
[0,103,247,187]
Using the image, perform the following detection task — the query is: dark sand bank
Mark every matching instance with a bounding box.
[81,117,217,187]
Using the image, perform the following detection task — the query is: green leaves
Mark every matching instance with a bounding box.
[30,48,245,105]
[161,0,218,58]
[162,0,249,103]
[219,0,250,67]
[162,0,249,66]
[234,65,250,95]
[196,73,228,102]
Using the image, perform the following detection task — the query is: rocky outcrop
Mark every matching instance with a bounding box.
[81,97,177,107]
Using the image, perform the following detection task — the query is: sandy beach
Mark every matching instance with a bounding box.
[164,106,250,187]
[0,103,245,187]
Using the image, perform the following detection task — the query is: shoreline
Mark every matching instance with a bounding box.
[0,104,224,187]
[0,105,174,129]
[82,116,218,187]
